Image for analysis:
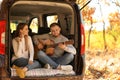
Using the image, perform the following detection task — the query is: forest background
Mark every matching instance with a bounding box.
[76,0,120,79]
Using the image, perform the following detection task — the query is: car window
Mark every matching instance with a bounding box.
[29,18,39,33]
[46,15,58,27]
[10,20,26,33]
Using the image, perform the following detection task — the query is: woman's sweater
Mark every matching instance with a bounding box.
[12,36,34,62]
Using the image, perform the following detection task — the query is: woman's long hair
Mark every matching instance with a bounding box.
[15,23,28,51]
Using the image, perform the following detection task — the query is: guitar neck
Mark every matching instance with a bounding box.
[49,40,74,47]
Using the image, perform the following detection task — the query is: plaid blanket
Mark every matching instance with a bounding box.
[11,68,75,77]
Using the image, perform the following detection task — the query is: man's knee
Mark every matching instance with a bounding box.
[37,51,46,57]
[65,53,74,61]
[68,54,74,60]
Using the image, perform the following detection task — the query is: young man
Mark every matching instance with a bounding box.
[33,23,76,71]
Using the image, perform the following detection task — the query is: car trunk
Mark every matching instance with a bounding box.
[4,0,84,79]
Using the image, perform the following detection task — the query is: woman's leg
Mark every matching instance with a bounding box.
[37,51,58,68]
[12,57,28,67]
[12,58,28,78]
[26,60,41,70]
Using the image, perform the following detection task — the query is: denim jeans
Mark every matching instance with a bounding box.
[12,57,41,70]
[37,51,74,69]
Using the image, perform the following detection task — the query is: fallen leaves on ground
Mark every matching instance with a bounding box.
[84,49,120,80]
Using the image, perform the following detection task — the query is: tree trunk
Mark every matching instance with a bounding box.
[98,0,107,50]
[88,17,93,48]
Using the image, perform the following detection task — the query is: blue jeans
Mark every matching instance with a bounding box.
[12,58,41,70]
[37,51,74,69]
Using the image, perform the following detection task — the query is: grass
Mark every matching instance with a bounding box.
[85,29,120,50]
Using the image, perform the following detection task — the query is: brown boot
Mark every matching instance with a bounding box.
[12,65,18,69]
[12,65,25,78]
[16,68,25,78]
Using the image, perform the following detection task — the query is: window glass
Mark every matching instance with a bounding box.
[29,18,38,33]
[46,15,58,27]
[10,20,26,33]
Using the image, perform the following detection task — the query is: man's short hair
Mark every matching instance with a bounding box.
[50,23,61,28]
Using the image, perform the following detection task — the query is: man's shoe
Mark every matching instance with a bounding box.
[57,65,73,71]
[44,64,52,69]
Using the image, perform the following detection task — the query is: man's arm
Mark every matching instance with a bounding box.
[64,45,76,55]
[32,34,49,45]
[58,43,76,55]
[59,35,76,55]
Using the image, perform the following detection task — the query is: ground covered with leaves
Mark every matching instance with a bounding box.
[84,49,120,80]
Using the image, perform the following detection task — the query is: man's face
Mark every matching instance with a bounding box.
[50,25,61,37]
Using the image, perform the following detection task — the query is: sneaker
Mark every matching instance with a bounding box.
[44,64,52,69]
[57,65,73,71]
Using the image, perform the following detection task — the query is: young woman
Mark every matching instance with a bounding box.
[12,23,41,78]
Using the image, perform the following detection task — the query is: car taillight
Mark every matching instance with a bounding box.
[1,32,5,44]
[80,24,85,55]
[0,20,6,55]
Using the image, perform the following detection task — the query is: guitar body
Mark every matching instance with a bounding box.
[45,40,74,56]
[36,39,74,56]
[46,47,55,56]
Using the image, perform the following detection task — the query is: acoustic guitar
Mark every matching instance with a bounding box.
[36,39,74,56]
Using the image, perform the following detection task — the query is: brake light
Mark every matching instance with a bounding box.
[80,24,85,55]
[0,20,6,55]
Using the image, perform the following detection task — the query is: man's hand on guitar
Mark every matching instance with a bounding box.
[37,43,44,50]
[46,47,55,56]
[58,43,66,50]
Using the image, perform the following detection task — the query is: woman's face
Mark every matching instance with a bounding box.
[50,25,61,37]
[20,25,29,36]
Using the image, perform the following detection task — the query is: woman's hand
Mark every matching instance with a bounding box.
[28,60,33,65]
[24,35,28,39]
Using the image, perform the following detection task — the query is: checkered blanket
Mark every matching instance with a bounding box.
[11,68,75,77]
